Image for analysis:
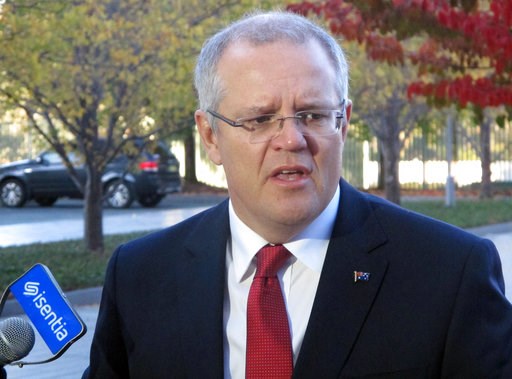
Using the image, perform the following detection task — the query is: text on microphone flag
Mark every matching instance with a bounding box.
[9,264,86,356]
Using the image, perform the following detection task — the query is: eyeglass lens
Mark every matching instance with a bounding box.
[247,111,341,143]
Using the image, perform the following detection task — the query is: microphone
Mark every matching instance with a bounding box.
[0,263,86,369]
[0,317,35,365]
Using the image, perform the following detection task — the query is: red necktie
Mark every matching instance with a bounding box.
[246,244,293,379]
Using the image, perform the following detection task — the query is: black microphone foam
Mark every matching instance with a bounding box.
[0,317,35,365]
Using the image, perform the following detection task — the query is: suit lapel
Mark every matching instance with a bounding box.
[294,181,389,378]
[175,201,230,378]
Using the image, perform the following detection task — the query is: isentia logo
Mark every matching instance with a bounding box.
[23,281,69,341]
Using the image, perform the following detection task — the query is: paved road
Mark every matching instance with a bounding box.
[0,194,228,247]
[0,194,511,378]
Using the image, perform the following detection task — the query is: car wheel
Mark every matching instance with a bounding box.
[138,194,164,208]
[35,197,58,207]
[104,180,134,209]
[0,179,27,207]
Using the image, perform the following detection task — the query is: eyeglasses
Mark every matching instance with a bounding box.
[207,100,345,144]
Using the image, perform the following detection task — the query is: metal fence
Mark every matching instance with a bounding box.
[342,121,512,190]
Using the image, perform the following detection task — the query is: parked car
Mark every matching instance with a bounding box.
[0,141,181,208]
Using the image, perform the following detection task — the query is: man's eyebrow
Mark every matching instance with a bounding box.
[237,105,277,115]
[236,100,343,116]
[296,102,341,110]
[295,95,342,110]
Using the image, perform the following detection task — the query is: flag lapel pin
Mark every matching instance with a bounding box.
[354,271,371,283]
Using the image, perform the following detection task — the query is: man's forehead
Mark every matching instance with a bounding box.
[220,38,316,60]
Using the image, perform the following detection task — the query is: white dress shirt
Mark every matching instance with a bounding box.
[223,186,340,378]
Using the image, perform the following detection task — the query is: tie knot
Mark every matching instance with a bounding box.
[255,244,291,278]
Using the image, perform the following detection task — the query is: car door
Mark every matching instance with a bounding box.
[25,152,83,197]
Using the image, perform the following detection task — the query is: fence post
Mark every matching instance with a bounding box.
[445,109,456,207]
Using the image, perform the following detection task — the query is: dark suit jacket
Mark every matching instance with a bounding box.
[85,180,512,378]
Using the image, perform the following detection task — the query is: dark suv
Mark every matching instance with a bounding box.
[0,141,181,208]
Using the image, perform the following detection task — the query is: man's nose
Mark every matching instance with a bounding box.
[271,116,307,148]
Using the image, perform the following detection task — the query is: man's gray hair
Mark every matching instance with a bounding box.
[194,11,349,122]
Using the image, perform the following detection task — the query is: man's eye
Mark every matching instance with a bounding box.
[250,115,275,125]
[301,112,327,121]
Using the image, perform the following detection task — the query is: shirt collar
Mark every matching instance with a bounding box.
[229,185,340,282]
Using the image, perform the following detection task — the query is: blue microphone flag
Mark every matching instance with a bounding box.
[9,264,86,356]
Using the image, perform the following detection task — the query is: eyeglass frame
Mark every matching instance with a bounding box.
[206,99,346,141]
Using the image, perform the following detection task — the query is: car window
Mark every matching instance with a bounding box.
[42,152,63,164]
[152,143,170,159]
[42,151,80,165]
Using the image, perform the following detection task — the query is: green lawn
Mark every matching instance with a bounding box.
[1,197,510,293]
[0,231,149,293]
[403,197,512,228]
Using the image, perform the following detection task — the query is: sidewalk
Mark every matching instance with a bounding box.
[0,205,213,247]
[1,210,511,378]
[3,304,99,379]
[468,222,512,296]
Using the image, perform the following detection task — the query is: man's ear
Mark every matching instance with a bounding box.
[345,99,352,124]
[341,99,353,141]
[195,110,222,165]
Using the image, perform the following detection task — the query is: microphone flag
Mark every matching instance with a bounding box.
[8,264,86,356]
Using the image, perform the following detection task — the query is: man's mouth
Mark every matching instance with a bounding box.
[273,168,308,181]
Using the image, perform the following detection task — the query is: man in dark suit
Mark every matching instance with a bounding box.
[84,11,512,378]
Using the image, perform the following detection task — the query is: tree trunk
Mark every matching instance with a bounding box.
[84,166,104,254]
[184,130,198,184]
[381,142,401,205]
[479,118,493,198]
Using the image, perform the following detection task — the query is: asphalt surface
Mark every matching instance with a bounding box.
[0,194,229,247]
[0,194,511,378]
